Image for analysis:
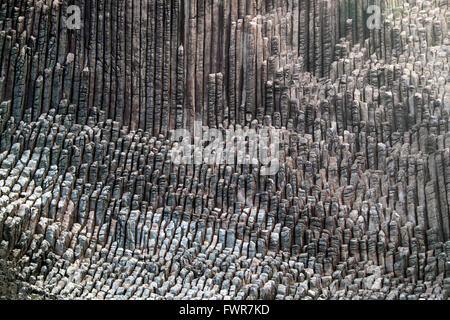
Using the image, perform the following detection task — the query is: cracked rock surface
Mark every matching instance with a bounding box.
[0,0,449,300]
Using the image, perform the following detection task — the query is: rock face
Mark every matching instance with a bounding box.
[0,0,449,300]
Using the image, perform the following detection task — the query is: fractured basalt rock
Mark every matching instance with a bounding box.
[0,0,448,301]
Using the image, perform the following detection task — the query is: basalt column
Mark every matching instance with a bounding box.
[0,0,448,301]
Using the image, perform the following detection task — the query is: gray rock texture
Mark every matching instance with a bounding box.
[0,0,449,300]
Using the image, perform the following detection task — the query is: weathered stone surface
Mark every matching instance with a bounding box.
[0,0,448,301]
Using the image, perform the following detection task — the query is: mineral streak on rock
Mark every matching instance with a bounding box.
[0,0,449,300]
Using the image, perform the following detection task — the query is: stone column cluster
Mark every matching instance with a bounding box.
[0,0,387,133]
[0,0,449,300]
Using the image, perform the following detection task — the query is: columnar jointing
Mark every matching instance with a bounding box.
[0,0,449,300]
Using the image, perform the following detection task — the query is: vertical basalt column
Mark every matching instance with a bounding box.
[216,72,224,126]
[87,0,97,112]
[322,0,333,78]
[299,0,308,71]
[145,0,155,133]
[153,0,164,134]
[129,0,141,131]
[42,67,52,115]
[11,48,28,121]
[196,0,205,125]
[211,0,220,74]
[161,0,172,135]
[4,38,17,104]
[103,0,112,123]
[207,73,216,127]
[203,0,212,125]
[77,67,89,124]
[94,0,104,112]
[186,4,197,133]
[292,0,299,56]
[256,18,264,123]
[314,0,322,77]
[139,0,148,130]
[245,19,257,123]
[116,0,125,125]
[63,53,75,109]
[228,22,237,125]
[308,0,315,73]
[235,19,244,125]
[222,0,231,123]
[170,0,181,130]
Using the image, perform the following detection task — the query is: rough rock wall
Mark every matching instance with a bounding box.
[0,0,401,132]
[0,0,449,300]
